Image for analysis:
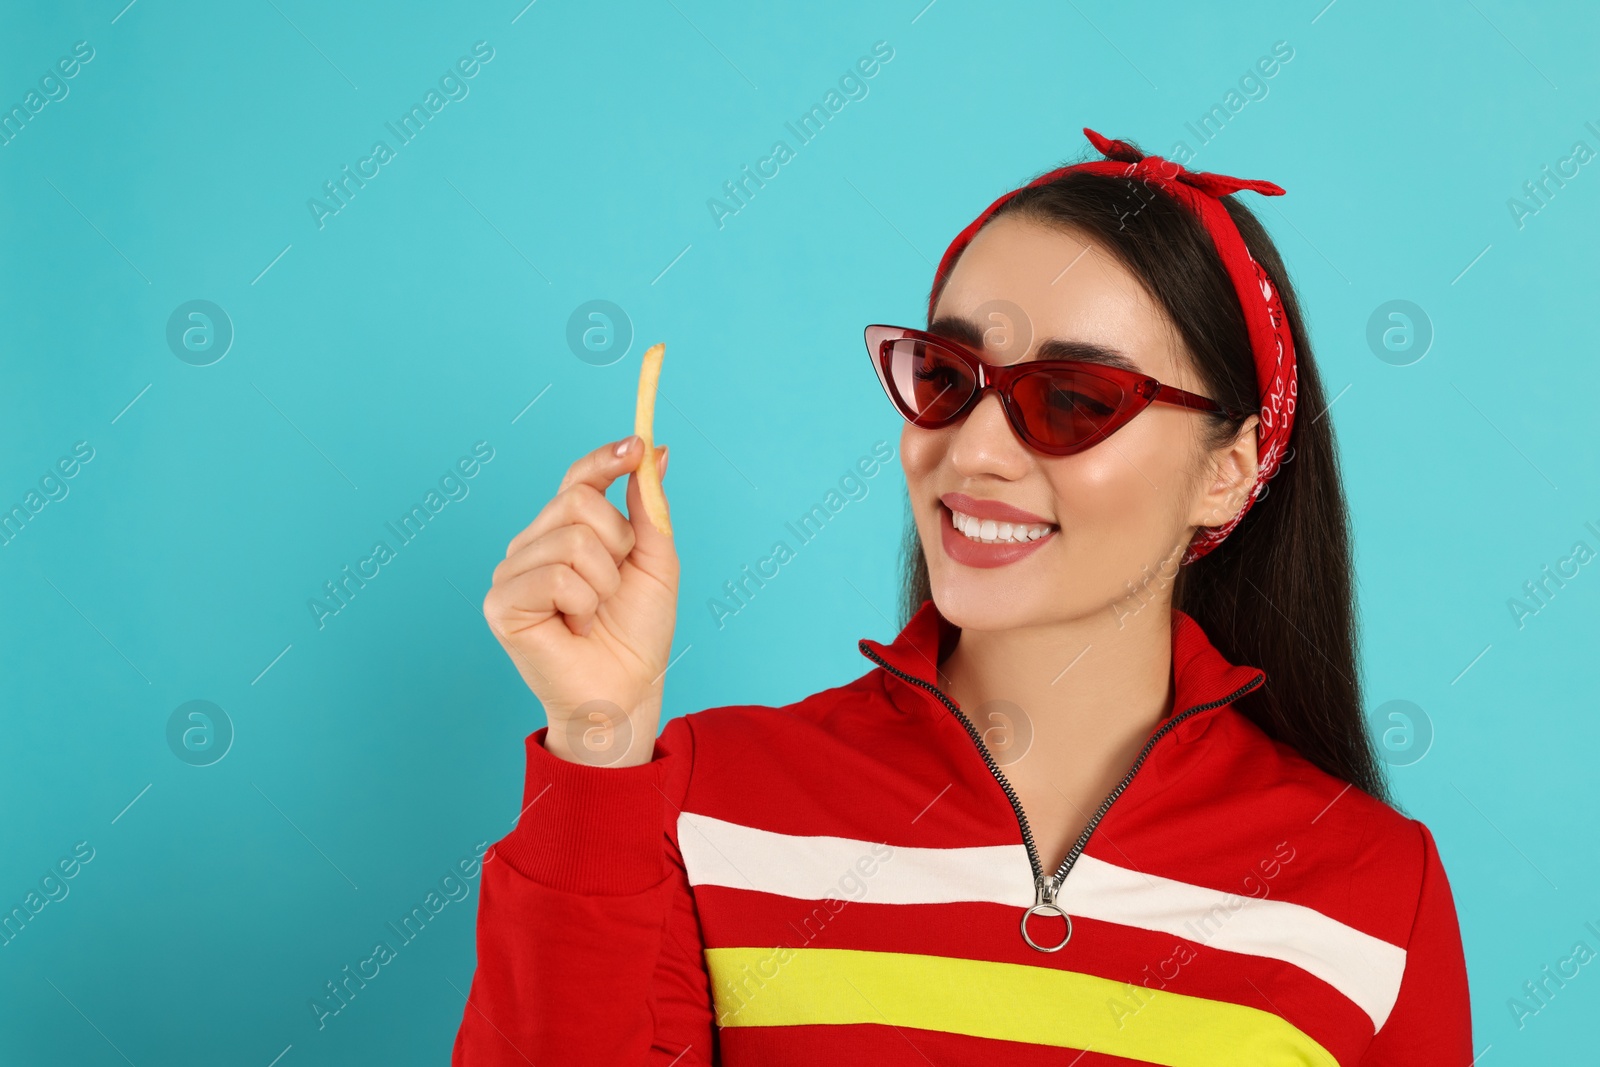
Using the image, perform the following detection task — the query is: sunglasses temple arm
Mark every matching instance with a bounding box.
[1154,383,1250,421]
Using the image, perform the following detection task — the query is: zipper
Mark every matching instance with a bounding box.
[861,641,1265,953]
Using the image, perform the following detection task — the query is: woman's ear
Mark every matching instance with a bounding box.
[1188,415,1259,531]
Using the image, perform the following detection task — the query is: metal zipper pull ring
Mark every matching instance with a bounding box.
[1020,874,1072,953]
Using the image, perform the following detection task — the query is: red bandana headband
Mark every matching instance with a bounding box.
[928,127,1298,564]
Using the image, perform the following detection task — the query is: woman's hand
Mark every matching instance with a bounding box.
[483,434,676,767]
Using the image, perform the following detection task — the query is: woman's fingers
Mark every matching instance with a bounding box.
[506,480,636,565]
[504,435,647,559]
[495,524,624,634]
[488,435,674,648]
[502,562,601,638]
[559,434,643,496]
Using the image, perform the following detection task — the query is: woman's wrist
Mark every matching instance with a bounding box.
[543,719,658,768]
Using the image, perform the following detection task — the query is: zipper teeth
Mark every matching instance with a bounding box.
[861,641,1264,890]
[1050,672,1266,883]
[861,644,1044,882]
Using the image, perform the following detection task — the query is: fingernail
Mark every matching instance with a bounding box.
[613,434,637,457]
[659,445,669,474]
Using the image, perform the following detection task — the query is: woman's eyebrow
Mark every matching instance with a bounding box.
[1033,337,1142,372]
[929,315,1142,372]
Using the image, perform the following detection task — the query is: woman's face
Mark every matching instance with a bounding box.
[902,212,1259,631]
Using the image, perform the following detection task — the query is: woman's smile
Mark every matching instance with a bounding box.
[938,498,1058,568]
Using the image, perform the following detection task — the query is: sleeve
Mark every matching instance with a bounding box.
[451,713,718,1066]
[1359,819,1473,1065]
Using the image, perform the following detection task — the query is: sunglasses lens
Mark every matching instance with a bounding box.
[1011,368,1126,451]
[868,327,1138,454]
[882,337,974,424]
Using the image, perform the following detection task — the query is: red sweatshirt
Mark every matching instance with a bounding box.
[452,598,1472,1065]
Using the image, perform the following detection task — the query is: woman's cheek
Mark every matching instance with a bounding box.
[900,426,937,529]
[1048,456,1176,593]
[1075,417,1190,525]
[1046,452,1133,529]
[900,423,942,484]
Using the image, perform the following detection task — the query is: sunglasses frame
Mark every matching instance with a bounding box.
[864,324,1249,457]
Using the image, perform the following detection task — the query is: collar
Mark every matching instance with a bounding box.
[857,597,1266,741]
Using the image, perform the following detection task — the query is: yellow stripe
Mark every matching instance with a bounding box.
[706,946,1341,1067]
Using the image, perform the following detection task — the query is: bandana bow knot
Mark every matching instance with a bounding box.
[1082,127,1287,200]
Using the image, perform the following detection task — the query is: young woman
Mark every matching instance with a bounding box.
[453,129,1472,1066]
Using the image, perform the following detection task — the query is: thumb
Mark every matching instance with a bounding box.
[624,444,676,563]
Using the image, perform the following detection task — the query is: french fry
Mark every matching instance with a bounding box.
[634,342,672,537]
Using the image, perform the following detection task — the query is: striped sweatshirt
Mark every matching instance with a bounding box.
[452,597,1472,1065]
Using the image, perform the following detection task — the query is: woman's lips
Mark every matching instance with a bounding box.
[938,503,1056,569]
[940,491,1053,526]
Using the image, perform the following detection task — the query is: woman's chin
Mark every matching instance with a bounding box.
[928,572,1043,632]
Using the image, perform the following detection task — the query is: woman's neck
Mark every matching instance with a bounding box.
[937,602,1178,807]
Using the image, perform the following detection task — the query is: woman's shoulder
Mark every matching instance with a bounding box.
[1206,703,1422,821]
[659,666,916,821]
[1194,707,1447,898]
[667,666,895,755]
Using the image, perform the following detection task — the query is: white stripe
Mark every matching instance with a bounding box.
[677,810,1033,906]
[677,810,1406,1031]
[1062,854,1407,1030]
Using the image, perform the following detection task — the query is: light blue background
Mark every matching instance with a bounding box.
[2,0,1595,1062]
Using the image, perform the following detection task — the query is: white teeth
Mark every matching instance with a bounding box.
[949,507,1056,544]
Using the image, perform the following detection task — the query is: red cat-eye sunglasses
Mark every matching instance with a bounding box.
[864,324,1247,457]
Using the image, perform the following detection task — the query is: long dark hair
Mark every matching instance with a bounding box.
[902,146,1391,807]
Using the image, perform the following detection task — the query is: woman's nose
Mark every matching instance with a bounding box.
[948,390,1030,475]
